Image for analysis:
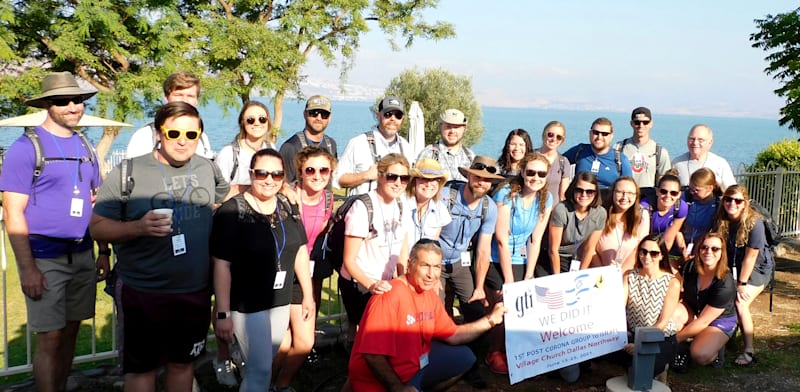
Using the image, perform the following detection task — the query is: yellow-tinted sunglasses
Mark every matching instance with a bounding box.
[161,127,202,141]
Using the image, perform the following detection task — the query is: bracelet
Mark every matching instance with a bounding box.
[486,315,496,328]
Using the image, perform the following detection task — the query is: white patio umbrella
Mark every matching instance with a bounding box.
[0,110,131,128]
[407,101,425,161]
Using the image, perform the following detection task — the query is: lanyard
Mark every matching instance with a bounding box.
[270,202,287,271]
[46,131,83,195]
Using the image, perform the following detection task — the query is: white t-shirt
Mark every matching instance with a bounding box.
[125,123,214,159]
[672,151,737,190]
[215,140,274,185]
[340,191,411,282]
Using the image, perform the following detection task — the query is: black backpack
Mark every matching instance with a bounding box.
[310,193,403,274]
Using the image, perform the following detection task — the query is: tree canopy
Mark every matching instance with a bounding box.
[751,7,800,131]
[0,0,455,151]
[382,67,483,147]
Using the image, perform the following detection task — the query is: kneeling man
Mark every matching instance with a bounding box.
[348,239,507,391]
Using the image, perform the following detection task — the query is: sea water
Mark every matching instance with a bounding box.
[1,100,794,168]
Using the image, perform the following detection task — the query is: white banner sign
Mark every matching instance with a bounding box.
[503,266,627,384]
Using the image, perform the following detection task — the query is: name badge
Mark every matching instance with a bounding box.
[591,160,601,173]
[460,251,471,267]
[419,352,429,369]
[274,270,287,289]
[70,198,83,217]
[172,234,187,256]
[309,260,316,278]
[569,259,581,272]
[519,243,527,258]
[685,243,694,256]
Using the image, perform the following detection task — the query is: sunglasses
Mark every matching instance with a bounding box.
[304,166,331,176]
[50,96,86,106]
[382,110,404,120]
[251,169,285,181]
[245,115,268,125]
[723,196,746,205]
[700,245,722,253]
[632,120,651,126]
[384,173,410,184]
[307,109,331,119]
[161,128,202,141]
[658,188,681,197]
[524,169,548,178]
[591,129,612,137]
[546,132,564,141]
[470,162,498,174]
[574,187,597,196]
[639,249,661,258]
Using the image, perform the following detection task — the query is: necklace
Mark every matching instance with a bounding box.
[242,138,263,152]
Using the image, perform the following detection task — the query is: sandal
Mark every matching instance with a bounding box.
[672,352,689,374]
[735,351,757,367]
[711,346,725,368]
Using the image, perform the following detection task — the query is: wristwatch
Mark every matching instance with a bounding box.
[739,281,748,286]
[217,311,231,319]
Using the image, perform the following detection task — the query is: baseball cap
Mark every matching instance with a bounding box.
[631,107,652,120]
[305,95,332,112]
[378,96,404,115]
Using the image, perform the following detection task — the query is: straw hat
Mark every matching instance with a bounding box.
[458,156,505,181]
[25,72,97,108]
[411,158,448,180]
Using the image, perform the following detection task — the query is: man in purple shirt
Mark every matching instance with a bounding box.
[0,72,109,392]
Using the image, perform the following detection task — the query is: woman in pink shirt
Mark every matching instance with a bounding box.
[592,176,650,272]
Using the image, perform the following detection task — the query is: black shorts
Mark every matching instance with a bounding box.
[120,285,211,373]
[484,263,525,291]
[338,276,371,326]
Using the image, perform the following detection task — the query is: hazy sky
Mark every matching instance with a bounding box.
[301,1,796,119]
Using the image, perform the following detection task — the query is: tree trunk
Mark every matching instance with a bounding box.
[95,126,121,177]
[271,90,285,146]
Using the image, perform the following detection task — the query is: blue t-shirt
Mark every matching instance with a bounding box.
[490,185,553,265]
[564,143,632,188]
[682,195,719,247]
[438,185,498,264]
[640,198,688,235]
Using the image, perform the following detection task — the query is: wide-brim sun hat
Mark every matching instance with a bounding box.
[458,156,505,181]
[25,71,97,108]
[411,158,448,180]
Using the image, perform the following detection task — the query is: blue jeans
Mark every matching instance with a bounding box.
[406,341,475,390]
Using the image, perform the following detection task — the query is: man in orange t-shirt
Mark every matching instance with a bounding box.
[348,239,508,391]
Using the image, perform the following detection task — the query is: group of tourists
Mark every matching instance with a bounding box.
[1,71,774,392]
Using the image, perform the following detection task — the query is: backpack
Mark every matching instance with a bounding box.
[613,138,663,183]
[296,131,335,156]
[445,183,490,222]
[23,128,99,202]
[227,139,276,181]
[428,144,475,165]
[311,193,403,273]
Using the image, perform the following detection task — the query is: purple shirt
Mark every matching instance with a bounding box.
[0,127,101,257]
[640,198,688,235]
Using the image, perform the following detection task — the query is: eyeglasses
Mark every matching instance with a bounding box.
[639,249,661,258]
[382,110,404,120]
[632,120,651,126]
[50,96,86,106]
[574,187,597,196]
[524,169,548,178]
[723,196,746,205]
[161,128,202,141]
[546,132,564,141]
[700,245,722,253]
[688,137,708,145]
[383,173,410,184]
[591,129,612,137]
[245,115,268,125]
[614,190,636,198]
[470,162,498,174]
[307,109,331,119]
[251,169,285,181]
[658,188,681,197]
[304,166,331,176]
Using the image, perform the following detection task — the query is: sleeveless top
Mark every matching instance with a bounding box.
[626,269,677,336]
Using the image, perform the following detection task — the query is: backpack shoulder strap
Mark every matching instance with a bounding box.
[356,193,375,235]
[296,131,309,149]
[23,128,45,185]
[447,184,461,213]
[120,158,134,221]
[323,134,334,156]
[481,195,491,221]
[573,144,585,163]
[614,147,622,174]
[233,194,248,221]
[655,143,663,183]
[324,189,334,215]
[430,144,440,161]
[276,193,300,221]
[229,139,240,181]
[365,131,379,163]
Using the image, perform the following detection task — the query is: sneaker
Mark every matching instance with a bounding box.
[711,346,725,368]
[213,358,238,387]
[485,351,509,375]
[464,365,488,389]
[672,352,689,374]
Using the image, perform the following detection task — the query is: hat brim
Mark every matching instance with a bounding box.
[380,106,404,115]
[458,167,505,181]
[25,89,97,108]
[410,169,448,180]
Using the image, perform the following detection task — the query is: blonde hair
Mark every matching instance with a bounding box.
[715,184,761,247]
[508,152,551,216]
